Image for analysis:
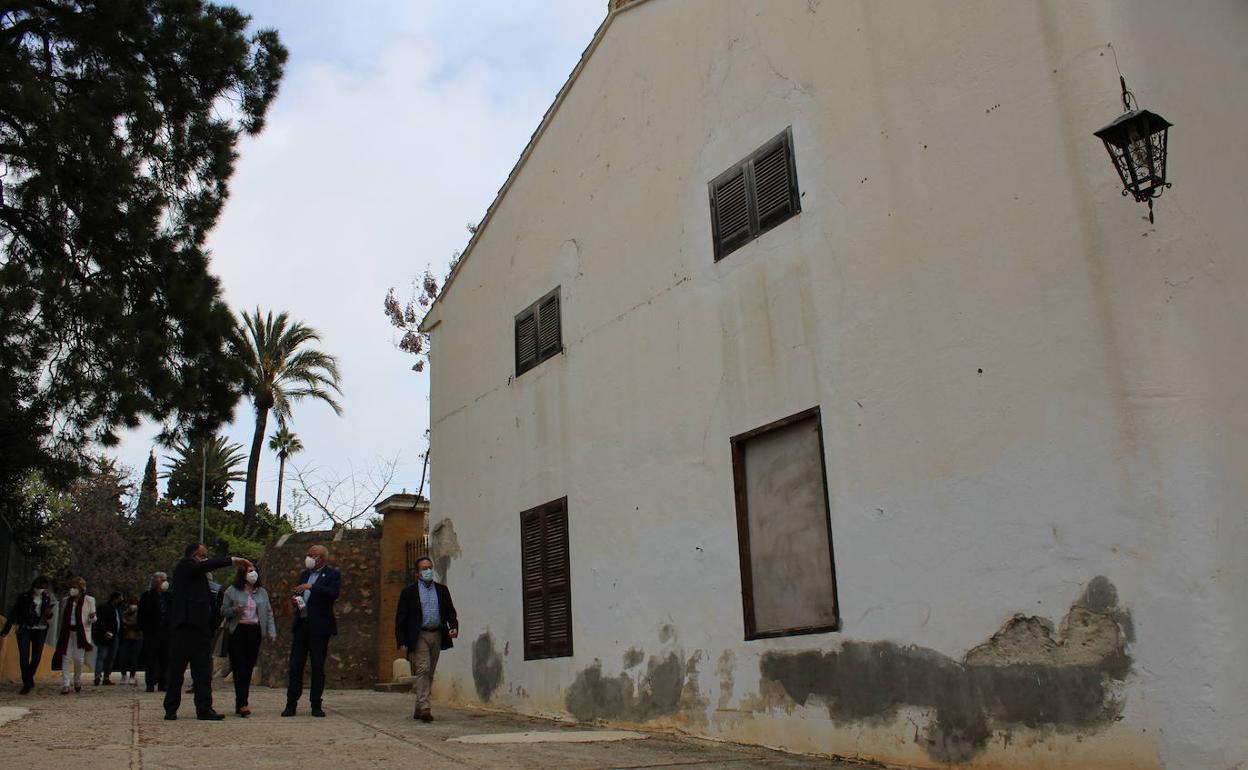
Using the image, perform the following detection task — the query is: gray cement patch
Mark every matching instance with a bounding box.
[0,706,30,726]
[448,730,647,744]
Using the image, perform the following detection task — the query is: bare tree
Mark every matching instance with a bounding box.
[290,455,400,530]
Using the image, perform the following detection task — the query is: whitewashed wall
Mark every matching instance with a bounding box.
[420,1,1248,767]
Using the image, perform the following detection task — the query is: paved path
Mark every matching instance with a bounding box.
[0,680,867,769]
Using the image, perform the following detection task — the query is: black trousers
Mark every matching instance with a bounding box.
[142,629,167,689]
[163,625,214,715]
[15,628,48,689]
[286,621,330,708]
[228,624,261,709]
[118,638,142,675]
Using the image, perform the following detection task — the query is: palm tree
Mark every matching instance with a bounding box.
[237,309,342,518]
[268,426,303,519]
[161,435,248,510]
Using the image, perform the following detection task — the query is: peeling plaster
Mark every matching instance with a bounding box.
[758,577,1132,763]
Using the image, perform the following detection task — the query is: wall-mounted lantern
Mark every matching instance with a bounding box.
[1094,76,1172,223]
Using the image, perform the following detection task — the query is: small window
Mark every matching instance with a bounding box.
[520,497,572,660]
[731,407,839,639]
[709,127,801,261]
[515,287,562,377]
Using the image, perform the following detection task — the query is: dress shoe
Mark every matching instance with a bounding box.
[235,707,251,717]
[311,706,326,718]
[419,710,434,722]
[103,679,114,686]
[280,707,296,717]
[74,684,82,692]
[19,685,32,695]
[164,712,177,721]
[196,711,225,721]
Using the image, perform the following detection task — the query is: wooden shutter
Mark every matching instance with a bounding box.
[752,134,799,230]
[515,309,538,375]
[521,498,573,660]
[537,292,561,358]
[711,167,752,261]
[542,503,572,657]
[710,127,801,261]
[520,508,546,658]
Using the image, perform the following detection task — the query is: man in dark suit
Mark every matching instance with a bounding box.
[163,543,252,720]
[137,572,169,692]
[395,556,458,721]
[282,544,340,718]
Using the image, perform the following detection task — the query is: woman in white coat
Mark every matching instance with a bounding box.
[53,576,96,694]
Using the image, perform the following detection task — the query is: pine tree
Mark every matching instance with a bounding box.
[0,1,288,521]
[136,452,159,520]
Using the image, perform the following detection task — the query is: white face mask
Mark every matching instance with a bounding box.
[69,588,79,597]
[246,570,259,585]
[128,605,137,612]
[160,581,170,592]
[305,556,318,570]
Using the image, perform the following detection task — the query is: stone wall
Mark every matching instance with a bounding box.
[258,529,381,691]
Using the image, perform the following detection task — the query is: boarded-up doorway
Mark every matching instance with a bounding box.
[731,406,839,639]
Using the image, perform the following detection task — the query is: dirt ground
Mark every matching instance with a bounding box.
[0,677,866,769]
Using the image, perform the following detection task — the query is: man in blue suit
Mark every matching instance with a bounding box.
[282,544,340,718]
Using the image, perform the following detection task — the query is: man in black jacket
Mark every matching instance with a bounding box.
[395,556,458,722]
[93,591,123,685]
[0,576,55,694]
[163,543,251,720]
[137,572,169,692]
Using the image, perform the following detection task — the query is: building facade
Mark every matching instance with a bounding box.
[419,1,1248,768]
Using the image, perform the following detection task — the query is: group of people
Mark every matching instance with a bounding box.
[2,544,459,723]
[0,575,140,693]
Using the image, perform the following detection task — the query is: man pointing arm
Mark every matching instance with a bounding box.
[164,543,252,721]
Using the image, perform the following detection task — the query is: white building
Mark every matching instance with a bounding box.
[418,1,1248,767]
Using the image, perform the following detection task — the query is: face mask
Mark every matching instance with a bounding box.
[305,556,317,570]
[69,588,79,597]
[246,571,259,585]
[128,605,137,612]
[419,568,434,582]
[160,581,170,592]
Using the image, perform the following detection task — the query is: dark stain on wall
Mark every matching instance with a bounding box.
[472,629,504,702]
[759,577,1131,764]
[430,518,462,582]
[623,647,644,669]
[566,652,688,722]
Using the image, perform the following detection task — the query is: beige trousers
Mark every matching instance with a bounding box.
[61,634,86,688]
[412,630,442,711]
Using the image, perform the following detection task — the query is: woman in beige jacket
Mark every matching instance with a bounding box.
[53,576,96,694]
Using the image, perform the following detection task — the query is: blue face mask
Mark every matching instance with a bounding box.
[419,569,434,582]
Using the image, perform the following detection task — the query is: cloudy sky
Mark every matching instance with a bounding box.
[115,1,607,526]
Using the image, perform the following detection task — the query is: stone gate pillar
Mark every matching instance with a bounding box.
[375,493,429,683]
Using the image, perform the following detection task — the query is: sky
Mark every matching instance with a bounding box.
[114,1,607,527]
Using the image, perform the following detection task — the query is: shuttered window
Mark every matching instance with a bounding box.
[709,127,801,261]
[520,497,572,660]
[515,287,562,377]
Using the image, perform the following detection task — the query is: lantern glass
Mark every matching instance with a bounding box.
[1095,109,1172,203]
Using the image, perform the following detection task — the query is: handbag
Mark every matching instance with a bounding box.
[214,618,230,658]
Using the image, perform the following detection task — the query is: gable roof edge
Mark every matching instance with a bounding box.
[420,0,659,331]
